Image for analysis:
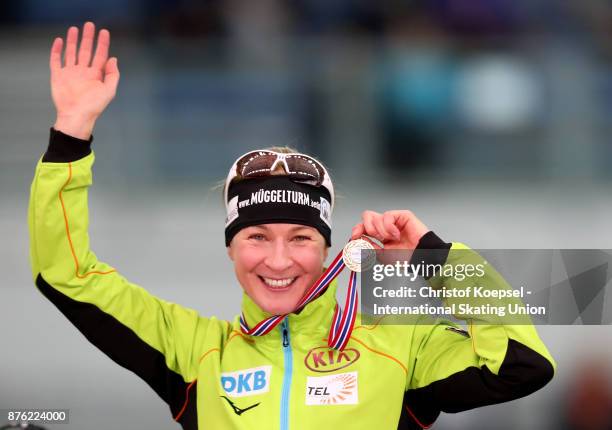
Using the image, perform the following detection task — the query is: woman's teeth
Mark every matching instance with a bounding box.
[262,277,296,288]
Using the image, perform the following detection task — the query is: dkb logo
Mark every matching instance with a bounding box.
[221,366,272,398]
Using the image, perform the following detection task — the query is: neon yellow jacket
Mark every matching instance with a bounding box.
[28,129,556,430]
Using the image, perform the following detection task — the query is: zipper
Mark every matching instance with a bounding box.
[280,318,292,430]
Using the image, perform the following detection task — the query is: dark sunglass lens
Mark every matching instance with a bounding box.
[285,156,323,185]
[238,153,277,177]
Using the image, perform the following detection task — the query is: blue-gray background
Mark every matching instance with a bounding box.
[1,1,612,429]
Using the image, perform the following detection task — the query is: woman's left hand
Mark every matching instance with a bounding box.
[351,210,430,250]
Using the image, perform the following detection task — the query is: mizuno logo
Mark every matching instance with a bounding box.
[221,396,260,416]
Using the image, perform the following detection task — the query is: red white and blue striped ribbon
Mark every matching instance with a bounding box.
[239,246,358,351]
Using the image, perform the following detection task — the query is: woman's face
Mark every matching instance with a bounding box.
[227,223,329,315]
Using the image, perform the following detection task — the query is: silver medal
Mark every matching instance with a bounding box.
[342,238,376,272]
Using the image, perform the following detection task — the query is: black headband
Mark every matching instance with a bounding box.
[225,176,332,247]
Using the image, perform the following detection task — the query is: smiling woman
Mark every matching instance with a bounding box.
[28,21,557,430]
[223,147,334,315]
[228,223,329,315]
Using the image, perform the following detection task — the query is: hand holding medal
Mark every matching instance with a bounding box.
[326,210,429,349]
[351,210,430,250]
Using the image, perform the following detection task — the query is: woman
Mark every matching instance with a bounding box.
[29,22,555,429]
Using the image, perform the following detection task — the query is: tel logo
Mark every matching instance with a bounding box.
[304,347,360,373]
[221,365,272,397]
[306,372,358,405]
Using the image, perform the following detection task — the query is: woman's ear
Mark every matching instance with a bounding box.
[227,245,234,261]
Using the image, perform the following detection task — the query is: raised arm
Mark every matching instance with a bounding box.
[28,23,223,427]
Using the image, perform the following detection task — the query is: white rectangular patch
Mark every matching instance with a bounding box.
[221,365,272,398]
[225,195,239,227]
[319,197,331,227]
[305,371,358,405]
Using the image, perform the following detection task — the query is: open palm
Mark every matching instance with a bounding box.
[51,22,119,138]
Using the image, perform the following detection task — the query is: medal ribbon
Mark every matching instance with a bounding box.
[239,245,358,351]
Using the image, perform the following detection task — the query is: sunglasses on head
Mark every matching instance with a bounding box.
[225,149,334,210]
[237,150,325,186]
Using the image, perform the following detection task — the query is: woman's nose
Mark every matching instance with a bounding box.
[264,239,293,272]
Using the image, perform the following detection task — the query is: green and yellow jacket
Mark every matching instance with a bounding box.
[28,129,556,430]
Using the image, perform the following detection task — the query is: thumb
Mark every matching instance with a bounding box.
[103,57,120,94]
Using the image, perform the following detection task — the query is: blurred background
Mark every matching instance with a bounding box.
[1,0,612,429]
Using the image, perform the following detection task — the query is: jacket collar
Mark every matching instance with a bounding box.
[239,278,339,343]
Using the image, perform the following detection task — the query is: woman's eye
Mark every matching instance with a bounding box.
[249,234,266,241]
[293,235,311,242]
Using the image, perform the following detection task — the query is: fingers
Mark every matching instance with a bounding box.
[353,210,411,242]
[49,37,63,73]
[103,57,120,94]
[385,209,430,243]
[350,224,383,250]
[351,223,365,240]
[362,212,378,238]
[352,209,428,250]
[361,210,394,242]
[58,23,110,70]
[77,22,95,66]
[369,213,389,241]
[64,26,78,66]
[383,212,401,240]
[384,210,411,231]
[91,28,110,71]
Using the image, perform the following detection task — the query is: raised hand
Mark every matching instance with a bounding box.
[350,210,430,250]
[51,22,120,139]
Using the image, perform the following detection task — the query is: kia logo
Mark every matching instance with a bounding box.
[304,347,360,373]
